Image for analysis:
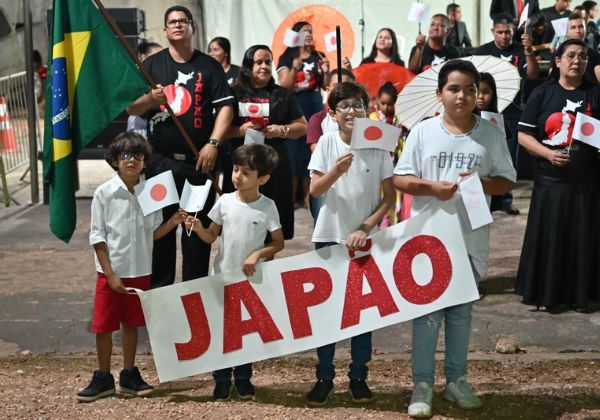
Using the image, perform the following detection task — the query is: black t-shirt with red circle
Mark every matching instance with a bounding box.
[143,49,235,156]
[276,50,324,92]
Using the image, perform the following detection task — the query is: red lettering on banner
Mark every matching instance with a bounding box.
[175,293,211,361]
[281,267,333,339]
[340,255,399,328]
[223,280,283,353]
[393,235,452,304]
[348,238,372,258]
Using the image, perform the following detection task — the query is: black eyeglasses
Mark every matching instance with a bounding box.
[119,151,145,161]
[563,53,588,62]
[336,102,366,113]
[166,18,191,28]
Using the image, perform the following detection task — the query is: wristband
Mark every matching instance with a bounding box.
[208,138,220,149]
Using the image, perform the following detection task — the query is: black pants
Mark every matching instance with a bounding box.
[150,157,216,288]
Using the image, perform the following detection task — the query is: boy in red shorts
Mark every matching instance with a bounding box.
[77,132,186,402]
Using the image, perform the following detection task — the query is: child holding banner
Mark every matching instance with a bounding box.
[306,82,395,405]
[185,143,284,401]
[394,60,516,417]
[77,132,187,402]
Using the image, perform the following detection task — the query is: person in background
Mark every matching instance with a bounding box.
[446,3,472,53]
[277,21,330,209]
[474,12,539,215]
[516,39,600,313]
[540,0,573,45]
[582,1,600,48]
[360,28,405,66]
[127,41,163,137]
[490,0,540,21]
[409,14,461,74]
[566,12,600,82]
[208,36,241,87]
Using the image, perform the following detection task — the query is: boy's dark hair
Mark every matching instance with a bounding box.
[447,3,460,14]
[232,144,278,177]
[582,1,598,14]
[437,59,480,90]
[327,81,370,111]
[137,41,161,57]
[431,13,450,27]
[325,68,355,87]
[164,5,194,31]
[493,13,514,26]
[105,131,152,172]
[377,81,398,103]
[569,11,584,21]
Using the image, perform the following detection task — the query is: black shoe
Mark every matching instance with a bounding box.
[349,378,373,403]
[76,370,115,402]
[119,366,153,397]
[503,204,520,215]
[306,379,334,406]
[235,379,256,400]
[213,380,233,401]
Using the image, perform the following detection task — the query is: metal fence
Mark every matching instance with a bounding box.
[0,70,43,174]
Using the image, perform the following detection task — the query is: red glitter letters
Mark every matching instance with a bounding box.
[175,293,211,361]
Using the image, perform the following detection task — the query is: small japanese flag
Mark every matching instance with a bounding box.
[284,29,306,48]
[573,112,600,149]
[350,118,401,152]
[134,170,179,216]
[180,179,212,213]
[324,30,338,53]
[551,17,568,37]
[480,111,506,138]
[239,102,269,117]
[518,3,529,29]
[407,2,430,23]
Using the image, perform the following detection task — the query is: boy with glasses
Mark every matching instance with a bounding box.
[77,132,186,402]
[305,82,395,405]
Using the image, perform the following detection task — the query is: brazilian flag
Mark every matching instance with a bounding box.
[43,0,149,242]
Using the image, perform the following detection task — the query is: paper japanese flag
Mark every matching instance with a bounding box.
[324,30,339,53]
[481,111,506,138]
[407,2,430,23]
[573,112,600,149]
[244,128,266,145]
[180,179,212,213]
[239,102,269,117]
[551,17,568,37]
[518,3,529,29]
[284,29,306,47]
[134,170,179,216]
[350,118,401,152]
[458,172,493,230]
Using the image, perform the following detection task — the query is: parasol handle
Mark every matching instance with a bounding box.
[336,25,342,81]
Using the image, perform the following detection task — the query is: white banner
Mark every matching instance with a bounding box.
[139,205,478,382]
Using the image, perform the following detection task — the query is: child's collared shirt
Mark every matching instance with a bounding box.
[89,174,162,277]
[308,131,394,244]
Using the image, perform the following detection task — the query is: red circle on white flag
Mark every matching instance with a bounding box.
[581,121,595,136]
[364,126,383,141]
[330,35,337,46]
[248,104,260,114]
[150,184,167,201]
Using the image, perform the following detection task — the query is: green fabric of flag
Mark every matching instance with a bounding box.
[43,0,149,242]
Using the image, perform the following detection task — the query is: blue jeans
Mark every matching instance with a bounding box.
[309,195,322,225]
[411,261,480,385]
[213,363,252,382]
[314,242,372,380]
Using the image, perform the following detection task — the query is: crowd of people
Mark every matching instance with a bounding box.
[76,3,600,418]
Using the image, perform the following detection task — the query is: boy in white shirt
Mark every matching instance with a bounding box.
[394,59,516,417]
[78,132,186,402]
[306,82,395,405]
[185,143,283,401]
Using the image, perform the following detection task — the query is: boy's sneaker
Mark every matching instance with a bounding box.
[443,376,482,409]
[234,379,256,400]
[118,366,153,397]
[76,370,115,402]
[349,378,373,403]
[306,379,334,406]
[213,380,233,401]
[408,382,433,418]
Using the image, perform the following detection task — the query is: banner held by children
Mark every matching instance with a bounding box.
[138,205,479,382]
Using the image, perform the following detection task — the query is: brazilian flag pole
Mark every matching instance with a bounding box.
[43,0,150,242]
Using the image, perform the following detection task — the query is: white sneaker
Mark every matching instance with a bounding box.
[443,376,482,409]
[408,382,433,418]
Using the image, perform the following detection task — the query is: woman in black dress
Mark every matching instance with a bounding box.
[516,39,600,312]
[224,44,307,240]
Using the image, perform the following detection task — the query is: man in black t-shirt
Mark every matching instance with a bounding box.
[127,5,234,288]
[408,14,461,74]
[475,13,539,215]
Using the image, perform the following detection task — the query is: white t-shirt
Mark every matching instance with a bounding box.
[89,174,162,277]
[394,115,516,276]
[308,131,394,243]
[208,192,281,274]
